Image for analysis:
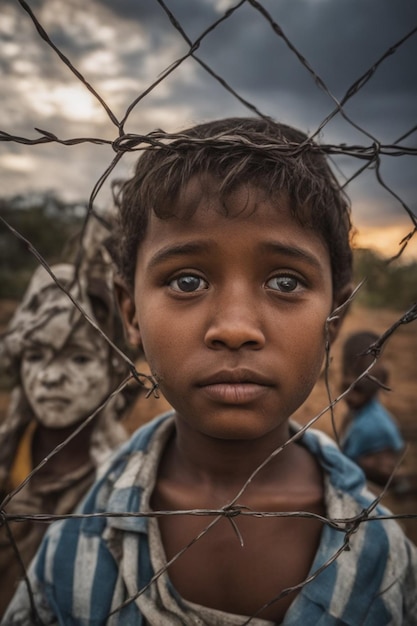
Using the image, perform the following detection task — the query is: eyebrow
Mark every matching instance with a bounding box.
[147,239,324,271]
[147,241,213,269]
[259,241,324,270]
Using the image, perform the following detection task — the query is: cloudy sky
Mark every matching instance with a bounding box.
[1,0,417,258]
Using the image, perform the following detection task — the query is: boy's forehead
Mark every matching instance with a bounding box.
[145,175,294,240]
[172,174,283,216]
[25,312,107,354]
[21,310,75,353]
[138,177,331,275]
[144,188,291,251]
[174,174,223,215]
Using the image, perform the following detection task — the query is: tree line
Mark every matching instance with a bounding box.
[0,192,416,310]
[0,192,85,299]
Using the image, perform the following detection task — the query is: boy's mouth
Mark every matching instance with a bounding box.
[36,395,71,405]
[197,369,273,404]
[198,369,273,386]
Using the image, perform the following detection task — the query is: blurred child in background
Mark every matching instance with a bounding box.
[0,226,133,614]
[340,330,405,487]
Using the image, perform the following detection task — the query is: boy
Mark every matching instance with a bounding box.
[4,118,417,625]
[340,330,406,487]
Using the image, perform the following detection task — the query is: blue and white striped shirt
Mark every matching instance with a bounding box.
[3,412,417,625]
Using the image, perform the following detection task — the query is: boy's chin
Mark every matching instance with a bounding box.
[175,408,289,444]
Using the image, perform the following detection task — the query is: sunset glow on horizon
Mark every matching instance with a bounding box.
[353,223,417,262]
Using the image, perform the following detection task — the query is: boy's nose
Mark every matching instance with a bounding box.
[38,366,67,388]
[204,293,265,350]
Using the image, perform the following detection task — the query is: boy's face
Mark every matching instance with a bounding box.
[21,318,112,429]
[121,178,337,442]
[341,359,384,411]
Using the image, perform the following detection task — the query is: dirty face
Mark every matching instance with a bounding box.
[121,179,337,442]
[21,320,112,429]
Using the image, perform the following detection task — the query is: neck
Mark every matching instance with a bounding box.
[32,419,95,469]
[170,416,296,491]
[155,414,324,515]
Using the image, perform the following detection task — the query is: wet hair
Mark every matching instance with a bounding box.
[113,117,353,294]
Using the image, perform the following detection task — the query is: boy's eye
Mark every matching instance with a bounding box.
[23,350,44,363]
[169,275,208,293]
[72,354,92,365]
[266,275,301,292]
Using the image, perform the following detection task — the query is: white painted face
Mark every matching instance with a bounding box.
[21,320,112,429]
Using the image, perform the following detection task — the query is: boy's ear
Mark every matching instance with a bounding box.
[114,276,141,348]
[327,283,354,345]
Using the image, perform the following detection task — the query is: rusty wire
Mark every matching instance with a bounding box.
[1,0,417,622]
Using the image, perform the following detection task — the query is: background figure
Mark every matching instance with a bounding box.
[0,229,134,614]
[339,330,406,488]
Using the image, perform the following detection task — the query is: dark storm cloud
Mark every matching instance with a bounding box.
[167,0,417,137]
[90,0,417,149]
[7,0,417,133]
[101,0,417,97]
[1,0,416,234]
[99,0,221,40]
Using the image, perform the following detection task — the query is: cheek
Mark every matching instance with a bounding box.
[21,363,38,395]
[137,308,173,365]
[288,317,327,381]
[71,363,111,401]
[140,314,196,387]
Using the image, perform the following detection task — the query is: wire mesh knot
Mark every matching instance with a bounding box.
[221,505,244,518]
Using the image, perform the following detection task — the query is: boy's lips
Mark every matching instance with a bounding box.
[36,396,71,405]
[197,369,274,404]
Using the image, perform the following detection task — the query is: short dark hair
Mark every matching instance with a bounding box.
[113,117,353,294]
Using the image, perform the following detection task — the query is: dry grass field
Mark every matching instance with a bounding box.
[1,300,416,543]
